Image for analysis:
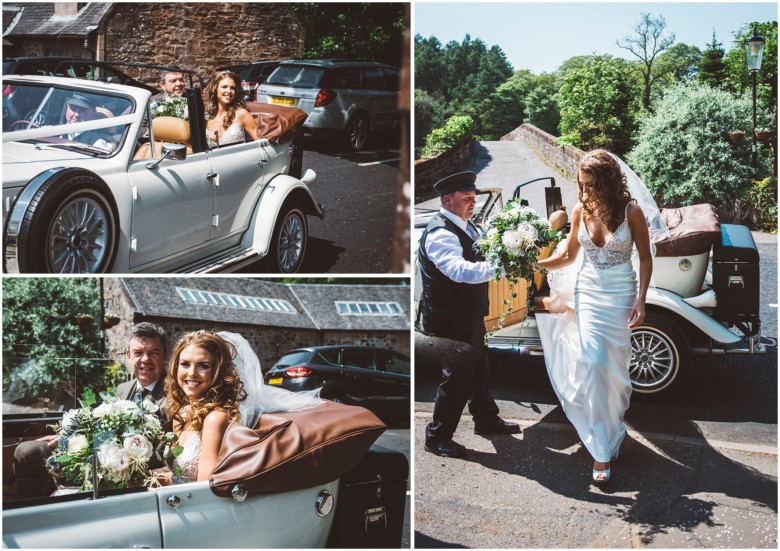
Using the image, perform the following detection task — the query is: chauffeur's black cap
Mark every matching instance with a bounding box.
[433,171,480,195]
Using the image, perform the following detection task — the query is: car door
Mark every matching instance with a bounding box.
[338,348,387,413]
[206,139,267,240]
[127,148,214,268]
[375,350,411,418]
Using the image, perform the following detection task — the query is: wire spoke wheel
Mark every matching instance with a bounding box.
[48,196,111,273]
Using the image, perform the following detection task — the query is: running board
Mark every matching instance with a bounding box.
[486,317,545,355]
[693,335,766,355]
[182,246,260,273]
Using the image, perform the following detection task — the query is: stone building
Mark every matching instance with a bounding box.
[103,278,411,375]
[2,2,304,84]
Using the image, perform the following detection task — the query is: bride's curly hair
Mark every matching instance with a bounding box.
[203,70,246,131]
[166,330,247,433]
[577,149,634,232]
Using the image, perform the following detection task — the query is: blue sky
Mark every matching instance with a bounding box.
[414,2,778,74]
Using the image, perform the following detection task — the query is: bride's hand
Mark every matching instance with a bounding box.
[628,301,645,329]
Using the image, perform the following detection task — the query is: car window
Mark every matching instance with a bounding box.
[266,66,324,88]
[317,349,341,365]
[272,351,313,369]
[340,349,376,370]
[382,67,400,91]
[328,68,361,89]
[378,351,410,375]
[361,67,387,91]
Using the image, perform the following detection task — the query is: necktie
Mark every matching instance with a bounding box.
[134,387,150,403]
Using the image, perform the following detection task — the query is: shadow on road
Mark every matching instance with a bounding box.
[299,236,346,273]
[415,533,469,548]
[303,130,401,163]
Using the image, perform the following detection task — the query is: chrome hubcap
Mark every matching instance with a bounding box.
[48,197,108,273]
[278,213,303,271]
[629,330,675,389]
[349,118,367,149]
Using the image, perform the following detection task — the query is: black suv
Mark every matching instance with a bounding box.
[265,345,410,425]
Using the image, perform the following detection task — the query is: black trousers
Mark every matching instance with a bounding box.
[420,315,500,444]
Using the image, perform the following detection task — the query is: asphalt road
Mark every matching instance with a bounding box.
[239,132,403,274]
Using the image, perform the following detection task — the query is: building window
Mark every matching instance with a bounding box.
[177,288,296,314]
[335,301,403,316]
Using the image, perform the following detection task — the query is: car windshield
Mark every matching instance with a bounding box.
[265,66,325,88]
[3,82,135,155]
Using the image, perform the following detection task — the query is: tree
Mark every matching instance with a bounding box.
[414,88,447,155]
[617,13,676,111]
[697,31,729,89]
[2,278,109,399]
[414,34,446,94]
[472,70,536,139]
[290,3,405,67]
[525,73,561,135]
[651,42,702,101]
[557,55,640,156]
[627,82,763,221]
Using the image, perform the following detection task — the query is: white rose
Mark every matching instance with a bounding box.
[140,399,159,414]
[93,403,113,417]
[67,434,89,455]
[98,442,131,483]
[501,230,525,256]
[114,400,139,414]
[517,223,538,242]
[487,227,498,238]
[124,434,153,462]
[61,410,79,432]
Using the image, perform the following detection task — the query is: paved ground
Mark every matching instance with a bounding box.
[414,410,777,549]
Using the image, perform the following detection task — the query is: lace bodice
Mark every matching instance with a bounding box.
[207,119,245,148]
[172,432,200,484]
[578,207,633,270]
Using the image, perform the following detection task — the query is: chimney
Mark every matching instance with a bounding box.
[53,3,79,17]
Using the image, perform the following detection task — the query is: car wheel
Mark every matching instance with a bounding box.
[268,201,307,273]
[16,169,118,274]
[629,311,691,395]
[345,113,369,151]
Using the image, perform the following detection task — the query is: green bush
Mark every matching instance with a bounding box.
[741,177,778,233]
[420,115,475,158]
[627,82,772,224]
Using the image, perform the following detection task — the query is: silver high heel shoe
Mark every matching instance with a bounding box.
[592,464,611,484]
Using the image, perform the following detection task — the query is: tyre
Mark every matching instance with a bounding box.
[345,113,369,151]
[16,169,118,273]
[268,201,307,273]
[629,311,691,395]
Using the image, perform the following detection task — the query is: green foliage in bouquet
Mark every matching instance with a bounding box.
[50,388,180,492]
[150,94,189,120]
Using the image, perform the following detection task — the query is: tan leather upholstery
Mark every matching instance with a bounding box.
[133,116,192,160]
[245,102,307,143]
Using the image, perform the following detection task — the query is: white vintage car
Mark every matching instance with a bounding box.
[414,178,765,395]
[3,69,323,274]
[2,397,406,548]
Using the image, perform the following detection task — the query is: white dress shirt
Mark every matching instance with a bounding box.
[424,208,498,284]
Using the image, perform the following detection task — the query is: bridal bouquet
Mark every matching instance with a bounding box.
[150,94,189,120]
[50,388,177,492]
[475,200,563,322]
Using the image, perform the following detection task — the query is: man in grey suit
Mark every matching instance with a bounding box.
[13,322,169,498]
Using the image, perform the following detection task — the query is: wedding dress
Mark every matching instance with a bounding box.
[536,205,636,463]
[172,433,201,484]
[207,119,245,148]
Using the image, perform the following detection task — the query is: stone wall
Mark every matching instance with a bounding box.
[414,139,475,201]
[502,124,584,181]
[102,2,304,85]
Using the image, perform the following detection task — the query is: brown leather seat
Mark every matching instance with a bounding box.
[133,116,192,160]
[245,101,307,143]
[655,203,720,257]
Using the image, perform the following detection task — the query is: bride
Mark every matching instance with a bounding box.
[157,330,322,485]
[204,70,260,148]
[537,150,654,484]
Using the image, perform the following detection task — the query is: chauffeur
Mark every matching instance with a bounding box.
[418,171,520,458]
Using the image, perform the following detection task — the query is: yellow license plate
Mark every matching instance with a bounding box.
[271,96,297,106]
[268,377,283,385]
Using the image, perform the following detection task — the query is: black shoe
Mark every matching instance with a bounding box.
[424,439,467,457]
[474,418,521,435]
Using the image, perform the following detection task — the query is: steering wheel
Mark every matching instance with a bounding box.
[8,120,40,131]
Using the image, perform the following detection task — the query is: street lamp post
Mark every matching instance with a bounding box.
[745,26,765,168]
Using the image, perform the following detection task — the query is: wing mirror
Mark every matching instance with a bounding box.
[146,143,187,170]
